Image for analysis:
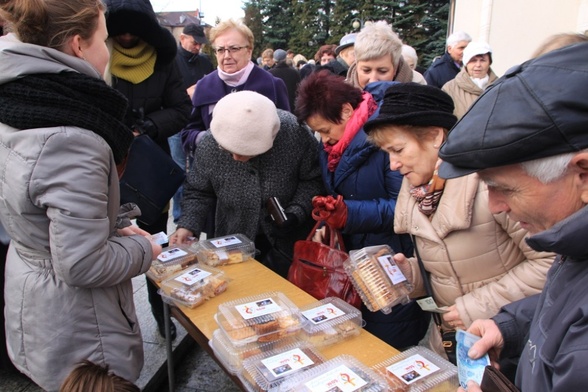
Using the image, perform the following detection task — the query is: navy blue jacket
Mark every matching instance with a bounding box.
[424,52,461,88]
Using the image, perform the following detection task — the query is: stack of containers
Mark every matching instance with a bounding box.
[278,354,389,392]
[146,244,198,284]
[239,342,326,392]
[344,244,413,314]
[372,346,459,391]
[299,297,363,347]
[194,234,255,266]
[158,264,230,309]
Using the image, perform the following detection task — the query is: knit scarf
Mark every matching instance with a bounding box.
[324,92,377,172]
[0,72,133,164]
[217,61,255,87]
[409,159,446,217]
[111,40,157,84]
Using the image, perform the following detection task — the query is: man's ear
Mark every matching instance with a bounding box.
[571,151,588,204]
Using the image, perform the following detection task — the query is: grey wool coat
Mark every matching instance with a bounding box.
[178,110,324,255]
[0,34,153,391]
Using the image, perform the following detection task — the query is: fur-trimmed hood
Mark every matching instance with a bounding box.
[104,0,177,65]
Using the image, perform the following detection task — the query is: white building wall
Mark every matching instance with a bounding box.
[452,0,587,75]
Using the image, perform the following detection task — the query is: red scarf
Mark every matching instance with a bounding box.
[324,92,377,172]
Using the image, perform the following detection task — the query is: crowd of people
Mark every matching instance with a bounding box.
[0,0,587,391]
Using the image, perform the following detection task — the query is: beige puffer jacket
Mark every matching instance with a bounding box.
[442,67,498,119]
[394,173,555,328]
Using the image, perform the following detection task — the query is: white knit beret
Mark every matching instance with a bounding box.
[210,91,280,156]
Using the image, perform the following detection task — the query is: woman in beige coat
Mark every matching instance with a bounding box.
[364,83,554,336]
[442,41,498,119]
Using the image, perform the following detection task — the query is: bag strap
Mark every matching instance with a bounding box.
[306,221,347,253]
[412,235,443,328]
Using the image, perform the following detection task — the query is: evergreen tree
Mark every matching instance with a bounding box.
[243,0,265,59]
[289,0,323,59]
[258,0,294,51]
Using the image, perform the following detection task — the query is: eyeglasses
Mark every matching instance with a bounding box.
[213,45,249,55]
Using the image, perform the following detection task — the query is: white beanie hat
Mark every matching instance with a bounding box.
[210,91,280,156]
[463,41,492,66]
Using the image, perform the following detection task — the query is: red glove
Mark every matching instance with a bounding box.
[311,195,348,229]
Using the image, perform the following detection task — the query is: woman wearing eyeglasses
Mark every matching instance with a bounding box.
[181,19,290,162]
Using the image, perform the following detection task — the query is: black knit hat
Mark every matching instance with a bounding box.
[364,83,457,133]
[104,0,177,64]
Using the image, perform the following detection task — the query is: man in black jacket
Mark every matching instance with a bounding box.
[269,49,300,111]
[424,31,471,88]
[105,0,192,340]
[170,24,214,224]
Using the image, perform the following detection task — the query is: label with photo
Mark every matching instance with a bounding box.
[173,268,211,286]
[385,354,440,385]
[157,247,188,263]
[377,254,407,285]
[211,235,242,248]
[302,304,346,325]
[304,365,367,392]
[235,297,282,320]
[260,348,315,378]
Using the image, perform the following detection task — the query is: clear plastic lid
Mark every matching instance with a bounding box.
[146,245,198,283]
[344,245,412,314]
[278,354,388,392]
[215,292,302,346]
[193,233,255,266]
[158,264,229,309]
[239,342,325,391]
[208,329,299,375]
[299,297,363,347]
[373,346,459,391]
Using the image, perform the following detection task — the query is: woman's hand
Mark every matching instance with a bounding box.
[442,304,467,330]
[169,228,194,246]
[312,226,326,243]
[392,253,414,284]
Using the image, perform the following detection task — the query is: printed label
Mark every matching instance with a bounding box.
[302,304,346,325]
[260,348,315,378]
[157,248,188,263]
[377,255,407,285]
[304,365,368,392]
[211,235,242,248]
[235,297,282,320]
[173,268,212,286]
[151,231,169,245]
[385,354,440,385]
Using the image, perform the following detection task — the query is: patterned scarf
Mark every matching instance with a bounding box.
[111,40,157,84]
[0,72,133,165]
[409,159,446,217]
[324,92,377,172]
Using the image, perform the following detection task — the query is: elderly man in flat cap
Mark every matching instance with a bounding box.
[438,42,588,391]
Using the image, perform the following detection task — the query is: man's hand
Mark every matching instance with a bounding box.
[466,319,505,368]
[457,380,482,392]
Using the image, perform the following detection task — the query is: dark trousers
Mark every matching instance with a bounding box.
[138,211,169,323]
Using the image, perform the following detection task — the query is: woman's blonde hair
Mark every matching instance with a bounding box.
[354,21,403,67]
[0,0,104,50]
[209,19,254,52]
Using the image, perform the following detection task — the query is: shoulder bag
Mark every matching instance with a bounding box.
[119,134,185,226]
[287,221,362,309]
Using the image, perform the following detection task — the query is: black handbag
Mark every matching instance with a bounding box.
[119,134,185,226]
[413,236,457,364]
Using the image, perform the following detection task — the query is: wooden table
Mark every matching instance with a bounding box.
[162,259,401,390]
